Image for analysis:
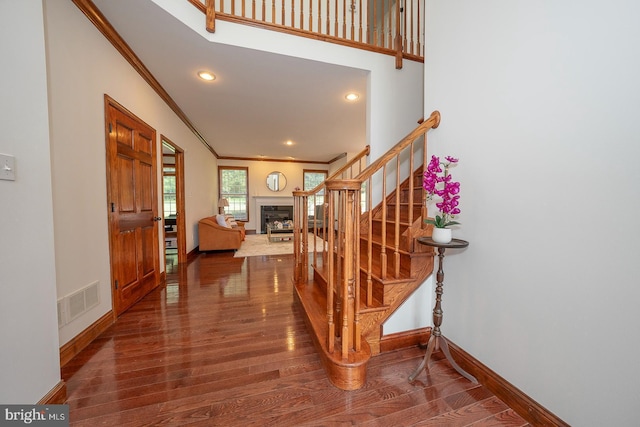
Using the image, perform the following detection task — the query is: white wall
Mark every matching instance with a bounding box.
[44,1,218,346]
[0,1,61,403]
[425,1,640,425]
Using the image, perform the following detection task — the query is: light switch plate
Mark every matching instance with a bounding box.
[0,154,16,181]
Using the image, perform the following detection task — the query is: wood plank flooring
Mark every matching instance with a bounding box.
[62,251,530,426]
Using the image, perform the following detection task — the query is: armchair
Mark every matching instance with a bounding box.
[198,215,246,251]
[310,204,326,233]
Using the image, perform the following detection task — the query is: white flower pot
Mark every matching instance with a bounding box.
[431,227,452,244]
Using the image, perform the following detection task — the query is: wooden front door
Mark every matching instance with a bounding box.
[105,96,160,316]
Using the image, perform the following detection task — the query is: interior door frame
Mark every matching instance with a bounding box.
[161,136,187,264]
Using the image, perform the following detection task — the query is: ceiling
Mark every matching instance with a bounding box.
[92,0,368,163]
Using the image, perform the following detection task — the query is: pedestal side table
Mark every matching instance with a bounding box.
[408,236,477,384]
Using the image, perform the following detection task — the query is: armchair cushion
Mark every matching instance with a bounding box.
[216,214,230,227]
[224,214,238,227]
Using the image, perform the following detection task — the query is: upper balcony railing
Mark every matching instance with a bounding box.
[188,0,423,67]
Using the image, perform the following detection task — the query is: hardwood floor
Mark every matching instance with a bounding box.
[62,251,530,426]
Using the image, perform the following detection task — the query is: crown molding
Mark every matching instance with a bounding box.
[71,0,218,157]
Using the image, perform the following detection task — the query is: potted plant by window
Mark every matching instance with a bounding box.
[422,155,461,243]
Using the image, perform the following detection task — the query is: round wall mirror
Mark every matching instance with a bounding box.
[266,171,287,192]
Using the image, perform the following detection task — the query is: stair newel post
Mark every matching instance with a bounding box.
[394,0,403,69]
[326,187,336,353]
[293,192,301,282]
[293,191,308,283]
[352,186,362,352]
[333,188,343,341]
[273,0,277,24]
[327,180,361,357]
[205,0,216,33]
[301,194,309,279]
[340,189,350,358]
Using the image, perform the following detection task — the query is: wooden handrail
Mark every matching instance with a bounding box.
[296,145,370,198]
[354,110,440,183]
[205,0,216,32]
[327,145,370,180]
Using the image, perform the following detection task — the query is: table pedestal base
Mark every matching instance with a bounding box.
[408,334,477,384]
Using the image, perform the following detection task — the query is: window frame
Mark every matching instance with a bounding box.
[218,166,249,221]
[303,169,328,217]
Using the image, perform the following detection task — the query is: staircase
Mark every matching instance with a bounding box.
[292,111,441,390]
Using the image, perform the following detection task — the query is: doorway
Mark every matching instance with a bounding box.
[161,137,186,269]
[105,96,160,316]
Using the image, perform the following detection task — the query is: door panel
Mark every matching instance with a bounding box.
[117,155,135,212]
[139,162,153,211]
[117,231,138,287]
[106,96,159,316]
[141,225,156,275]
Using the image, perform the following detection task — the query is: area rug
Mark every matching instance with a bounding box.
[234,233,325,257]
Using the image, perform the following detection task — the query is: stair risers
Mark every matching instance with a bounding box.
[360,240,416,279]
[380,205,423,223]
[370,221,413,251]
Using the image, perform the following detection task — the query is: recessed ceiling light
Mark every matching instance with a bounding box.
[285,140,294,146]
[198,71,216,81]
[345,92,360,101]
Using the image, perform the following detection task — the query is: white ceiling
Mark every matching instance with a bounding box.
[92,0,368,163]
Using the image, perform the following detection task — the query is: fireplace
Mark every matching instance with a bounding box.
[260,205,294,234]
[253,196,294,234]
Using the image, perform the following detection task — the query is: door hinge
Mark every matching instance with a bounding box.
[109,123,113,133]
[115,280,118,290]
[111,202,115,212]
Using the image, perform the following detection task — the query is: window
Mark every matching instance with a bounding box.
[163,157,177,217]
[304,170,328,217]
[304,170,327,191]
[219,167,249,221]
[163,175,176,217]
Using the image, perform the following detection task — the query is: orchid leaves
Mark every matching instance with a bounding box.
[424,215,460,228]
